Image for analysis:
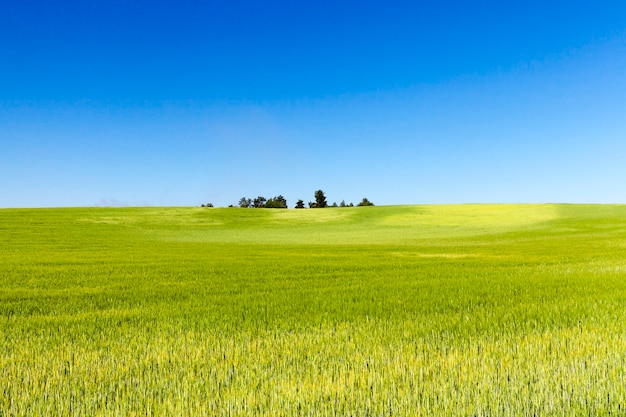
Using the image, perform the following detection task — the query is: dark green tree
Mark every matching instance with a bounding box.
[314,190,327,208]
[295,199,305,209]
[266,195,288,208]
[357,198,374,206]
[239,197,252,208]
[253,196,267,208]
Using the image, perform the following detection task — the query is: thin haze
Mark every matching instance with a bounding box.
[1,1,625,207]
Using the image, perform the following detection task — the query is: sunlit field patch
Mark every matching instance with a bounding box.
[2,204,626,415]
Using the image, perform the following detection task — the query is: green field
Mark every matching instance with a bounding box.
[2,204,626,415]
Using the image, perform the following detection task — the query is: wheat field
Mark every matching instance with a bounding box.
[1,204,626,415]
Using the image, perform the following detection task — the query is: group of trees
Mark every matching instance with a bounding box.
[234,190,374,209]
[238,195,288,209]
[299,189,328,208]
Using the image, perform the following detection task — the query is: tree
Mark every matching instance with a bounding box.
[314,189,327,208]
[357,198,374,206]
[266,195,287,208]
[239,197,252,208]
[295,199,305,209]
[253,196,267,208]
[276,195,288,208]
[331,202,338,207]
[340,200,346,207]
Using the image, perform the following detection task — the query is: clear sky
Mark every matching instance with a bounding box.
[1,1,625,208]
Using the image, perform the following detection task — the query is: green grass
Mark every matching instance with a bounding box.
[2,204,626,415]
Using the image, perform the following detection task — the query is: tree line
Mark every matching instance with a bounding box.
[202,190,374,209]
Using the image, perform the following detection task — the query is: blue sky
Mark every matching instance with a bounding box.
[1,1,625,207]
